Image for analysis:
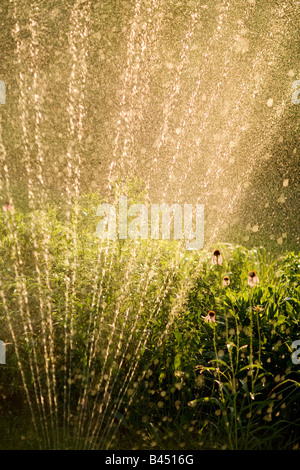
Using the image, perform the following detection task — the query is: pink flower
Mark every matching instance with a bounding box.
[248,271,259,288]
[205,310,216,323]
[211,249,222,266]
[3,201,13,212]
[222,275,230,287]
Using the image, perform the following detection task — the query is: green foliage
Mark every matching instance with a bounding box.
[0,197,299,450]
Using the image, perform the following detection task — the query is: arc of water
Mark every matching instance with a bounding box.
[82,240,141,445]
[77,243,180,447]
[78,235,170,446]
[10,1,60,447]
[102,249,206,450]
[83,10,163,435]
[62,0,91,446]
[78,0,163,447]
[28,8,60,447]
[11,0,93,446]
[108,0,142,190]
[124,0,165,177]
[133,0,163,137]
[82,241,186,448]
[145,4,200,191]
[88,244,183,449]
[72,0,163,436]
[108,0,164,190]
[160,0,234,201]
[74,239,119,447]
[101,247,203,450]
[0,114,42,447]
[90,244,179,448]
